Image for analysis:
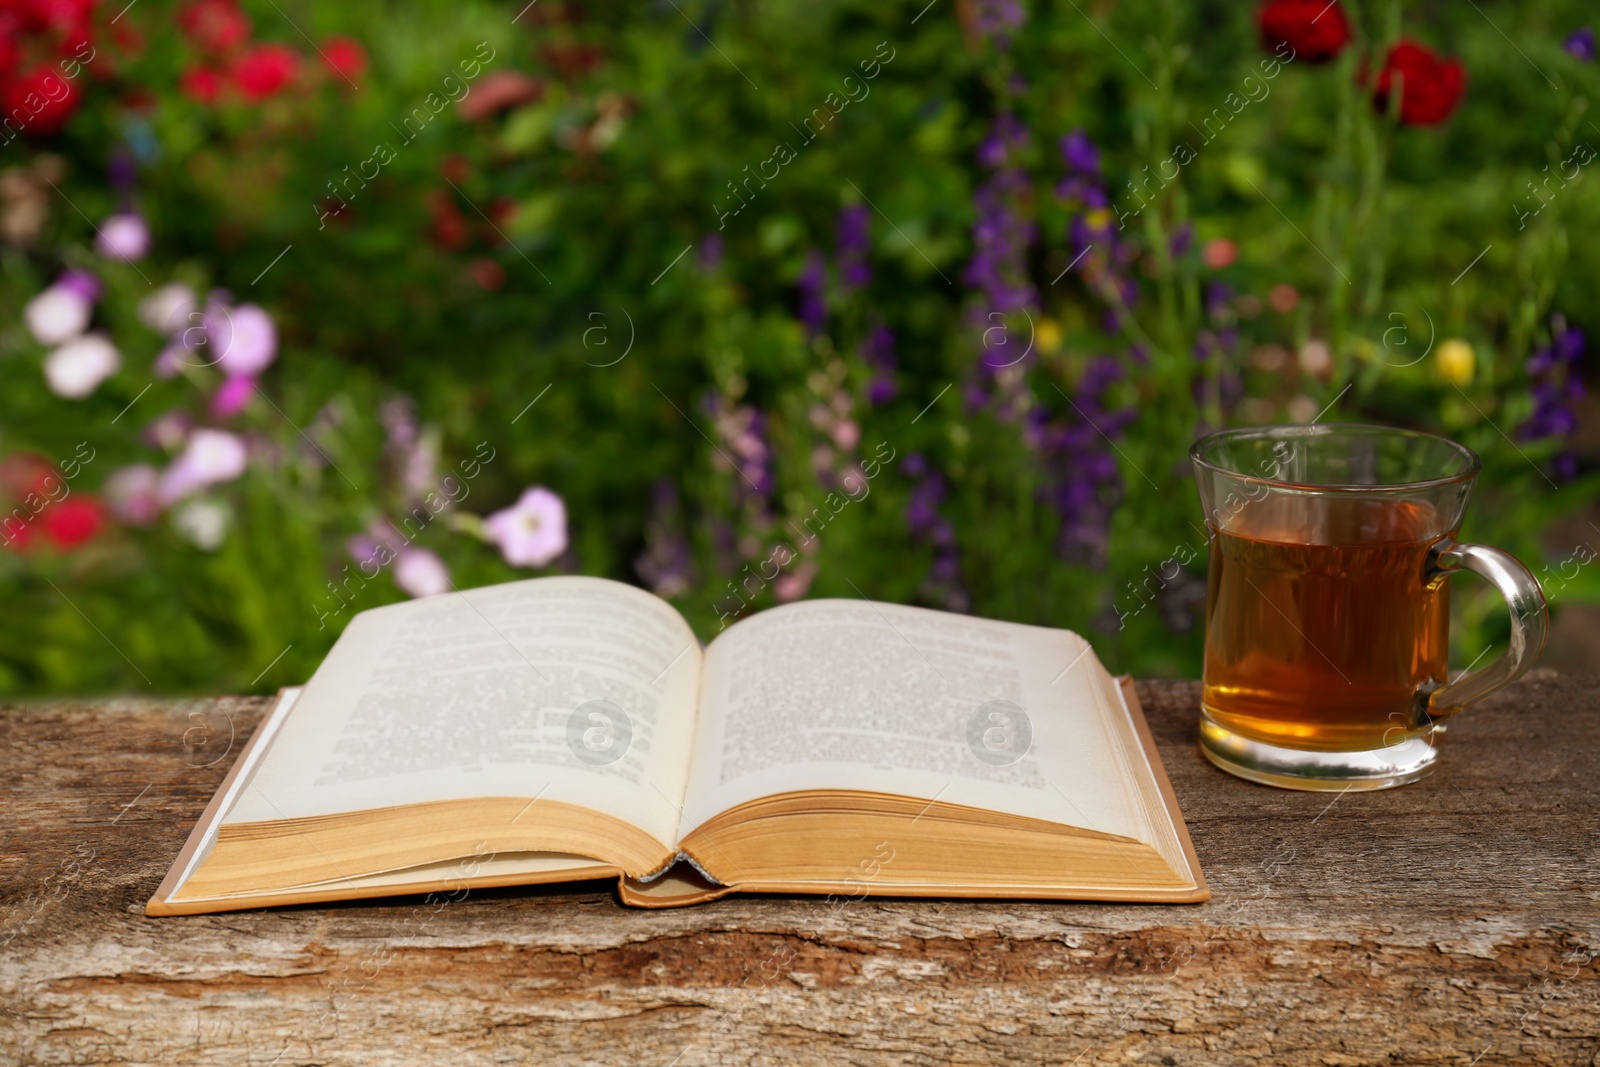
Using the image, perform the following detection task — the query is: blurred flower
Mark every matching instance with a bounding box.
[971,0,1025,47]
[173,499,229,551]
[468,258,505,290]
[797,250,827,337]
[40,496,104,549]
[96,212,149,261]
[1436,338,1475,386]
[394,547,450,598]
[1201,238,1237,270]
[180,0,251,53]
[1059,129,1100,175]
[159,428,248,504]
[836,204,871,292]
[861,323,898,406]
[635,479,694,598]
[207,299,277,378]
[484,487,568,567]
[320,35,367,81]
[1036,318,1062,354]
[1373,41,1466,126]
[44,334,120,398]
[1257,0,1350,63]
[698,232,724,272]
[180,67,224,105]
[1521,318,1585,481]
[2,67,81,136]
[210,375,255,418]
[1268,283,1300,313]
[1565,26,1596,62]
[965,114,1038,344]
[457,70,543,122]
[232,44,299,102]
[24,281,92,344]
[139,282,198,335]
[105,464,162,525]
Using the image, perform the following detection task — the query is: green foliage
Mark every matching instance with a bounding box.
[1,0,1596,695]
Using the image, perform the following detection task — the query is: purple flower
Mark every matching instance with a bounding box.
[698,233,725,272]
[484,487,568,567]
[1169,223,1194,257]
[96,213,150,262]
[861,323,898,405]
[837,205,872,291]
[797,250,828,337]
[1519,316,1586,481]
[973,0,1025,46]
[1566,26,1596,61]
[395,548,451,598]
[1060,129,1100,176]
[635,479,694,598]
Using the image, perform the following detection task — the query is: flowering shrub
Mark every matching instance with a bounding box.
[1,0,1598,693]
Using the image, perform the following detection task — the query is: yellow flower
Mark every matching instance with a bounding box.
[1036,317,1063,355]
[1436,339,1474,386]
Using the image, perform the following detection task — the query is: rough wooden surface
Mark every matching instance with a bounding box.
[2,672,1597,1066]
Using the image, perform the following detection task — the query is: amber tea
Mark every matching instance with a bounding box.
[1201,497,1450,751]
[1191,424,1546,790]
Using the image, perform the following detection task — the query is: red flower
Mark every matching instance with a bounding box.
[180,66,223,104]
[1373,40,1466,126]
[319,34,366,82]
[40,495,104,549]
[231,43,298,102]
[179,0,251,54]
[1257,0,1350,63]
[427,189,469,251]
[0,65,81,135]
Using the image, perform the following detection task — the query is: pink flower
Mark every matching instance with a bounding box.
[158,428,248,504]
[96,213,150,261]
[105,464,162,525]
[395,547,450,598]
[44,334,120,398]
[210,375,255,417]
[206,299,276,377]
[484,486,567,568]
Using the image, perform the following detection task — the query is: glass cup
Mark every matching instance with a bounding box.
[1190,424,1547,791]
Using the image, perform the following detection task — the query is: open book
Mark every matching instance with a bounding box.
[148,577,1206,914]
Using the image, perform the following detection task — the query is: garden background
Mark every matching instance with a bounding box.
[2,0,1598,696]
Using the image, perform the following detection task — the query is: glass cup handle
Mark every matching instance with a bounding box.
[1419,540,1549,721]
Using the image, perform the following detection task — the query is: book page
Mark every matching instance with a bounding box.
[224,577,702,851]
[679,600,1144,844]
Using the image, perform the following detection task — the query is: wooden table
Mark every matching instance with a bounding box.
[3,673,1596,1065]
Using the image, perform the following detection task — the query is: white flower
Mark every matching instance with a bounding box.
[395,547,451,598]
[207,300,277,378]
[484,486,568,568]
[158,428,249,504]
[139,282,198,335]
[96,213,150,262]
[173,499,230,551]
[25,285,92,344]
[44,333,120,398]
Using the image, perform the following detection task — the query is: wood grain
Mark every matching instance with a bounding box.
[2,673,1596,1066]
